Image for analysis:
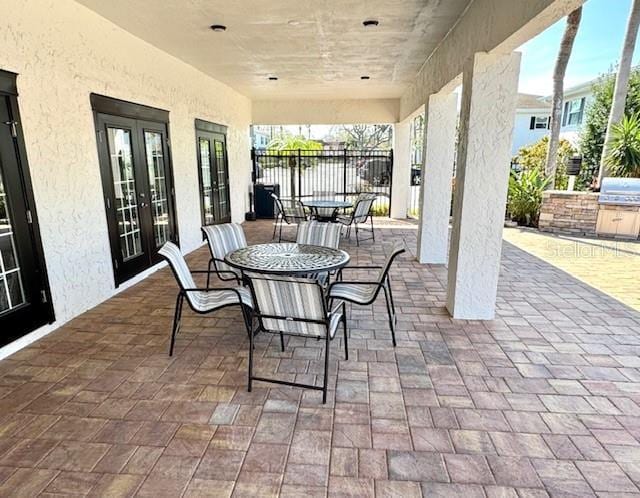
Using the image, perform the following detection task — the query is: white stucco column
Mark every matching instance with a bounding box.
[390,120,411,219]
[446,52,521,320]
[416,93,458,264]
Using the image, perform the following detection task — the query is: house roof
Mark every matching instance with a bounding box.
[516,93,551,110]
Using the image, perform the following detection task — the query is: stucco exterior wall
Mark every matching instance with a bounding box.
[252,99,399,125]
[0,0,252,327]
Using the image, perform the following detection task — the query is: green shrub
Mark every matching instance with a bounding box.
[370,198,389,216]
[579,68,640,186]
[513,136,574,190]
[604,113,640,178]
[507,169,552,227]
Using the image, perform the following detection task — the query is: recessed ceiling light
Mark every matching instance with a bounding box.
[287,20,301,26]
[363,19,379,27]
[268,76,278,81]
[210,24,227,32]
[361,76,370,80]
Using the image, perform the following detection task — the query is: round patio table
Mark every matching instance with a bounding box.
[302,199,353,221]
[302,199,353,210]
[224,243,350,276]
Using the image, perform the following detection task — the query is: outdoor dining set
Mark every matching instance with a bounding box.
[159,193,404,403]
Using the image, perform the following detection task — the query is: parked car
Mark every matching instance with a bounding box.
[358,158,391,186]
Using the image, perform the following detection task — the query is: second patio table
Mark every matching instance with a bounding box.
[302,199,353,210]
[224,243,350,275]
[302,199,353,221]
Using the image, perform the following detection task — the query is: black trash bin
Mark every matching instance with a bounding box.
[254,184,280,219]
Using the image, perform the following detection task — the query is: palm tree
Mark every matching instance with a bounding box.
[544,7,582,189]
[597,0,640,187]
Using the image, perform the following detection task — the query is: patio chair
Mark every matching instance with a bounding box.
[245,274,347,403]
[337,192,377,246]
[296,220,343,287]
[271,193,308,242]
[202,223,247,287]
[159,242,252,356]
[328,243,405,346]
[296,220,342,249]
[311,190,339,220]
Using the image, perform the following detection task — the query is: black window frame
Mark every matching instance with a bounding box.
[0,70,54,345]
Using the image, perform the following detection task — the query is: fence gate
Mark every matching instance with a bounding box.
[252,148,393,216]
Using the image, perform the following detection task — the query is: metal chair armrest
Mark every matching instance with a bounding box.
[327,280,383,294]
[182,287,248,303]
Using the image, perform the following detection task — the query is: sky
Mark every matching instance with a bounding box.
[517,0,640,95]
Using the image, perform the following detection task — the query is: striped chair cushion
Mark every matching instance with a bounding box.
[353,194,376,222]
[328,282,378,304]
[159,242,197,291]
[296,221,342,249]
[202,223,247,276]
[273,194,306,221]
[248,274,334,337]
[189,287,252,313]
[159,242,252,312]
[282,202,307,220]
[328,242,405,304]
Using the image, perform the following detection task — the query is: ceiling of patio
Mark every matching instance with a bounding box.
[76,0,471,100]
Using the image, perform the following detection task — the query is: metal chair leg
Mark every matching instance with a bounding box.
[370,216,375,241]
[248,310,254,392]
[241,304,253,339]
[278,218,284,242]
[206,258,213,288]
[342,303,348,361]
[272,215,279,240]
[355,224,360,246]
[279,332,285,352]
[322,332,330,404]
[382,286,397,347]
[169,292,184,356]
[386,275,397,317]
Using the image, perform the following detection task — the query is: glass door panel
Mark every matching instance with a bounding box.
[196,123,230,225]
[144,130,169,248]
[0,169,25,313]
[198,138,214,225]
[107,127,143,261]
[214,140,230,223]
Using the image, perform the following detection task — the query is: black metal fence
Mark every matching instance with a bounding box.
[252,148,393,216]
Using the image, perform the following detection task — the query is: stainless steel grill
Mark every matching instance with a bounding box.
[598,177,640,206]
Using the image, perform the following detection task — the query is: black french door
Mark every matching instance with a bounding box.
[196,119,231,225]
[0,71,54,346]
[93,95,177,285]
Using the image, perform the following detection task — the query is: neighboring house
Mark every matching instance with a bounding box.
[320,137,348,150]
[512,93,552,155]
[252,125,271,148]
[511,80,593,156]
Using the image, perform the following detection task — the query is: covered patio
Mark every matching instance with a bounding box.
[0,221,639,496]
[4,0,640,496]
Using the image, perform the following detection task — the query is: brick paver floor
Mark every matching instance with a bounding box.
[503,227,640,312]
[0,219,639,497]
